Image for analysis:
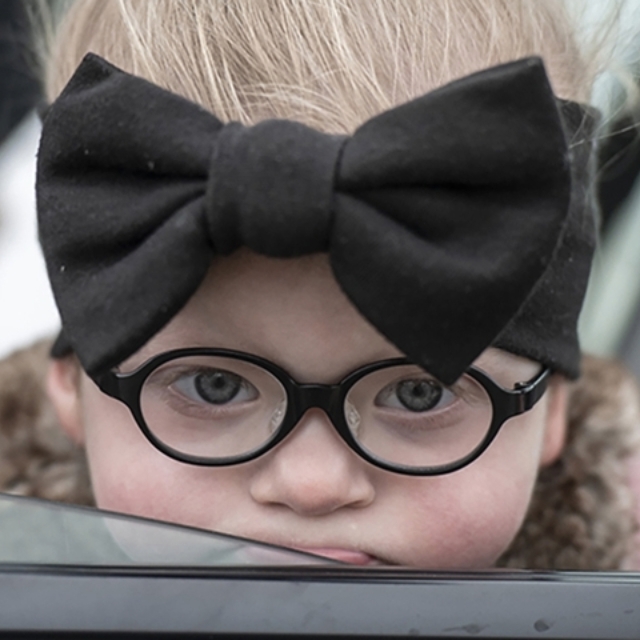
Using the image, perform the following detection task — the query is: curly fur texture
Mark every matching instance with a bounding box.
[499,356,640,569]
[0,340,92,505]
[0,340,638,569]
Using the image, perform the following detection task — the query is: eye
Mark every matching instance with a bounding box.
[375,378,453,412]
[172,369,258,406]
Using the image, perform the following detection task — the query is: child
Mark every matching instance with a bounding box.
[1,0,639,570]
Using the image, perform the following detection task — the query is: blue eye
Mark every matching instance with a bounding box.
[173,369,258,405]
[376,378,453,412]
[397,379,443,411]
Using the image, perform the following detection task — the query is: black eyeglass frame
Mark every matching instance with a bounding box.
[95,347,551,476]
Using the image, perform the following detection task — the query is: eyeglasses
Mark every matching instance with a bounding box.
[95,348,550,476]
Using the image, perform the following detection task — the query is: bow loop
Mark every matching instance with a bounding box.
[205,120,346,256]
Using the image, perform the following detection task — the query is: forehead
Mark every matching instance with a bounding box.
[129,249,538,384]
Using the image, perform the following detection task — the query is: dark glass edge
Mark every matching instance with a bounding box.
[1,562,640,584]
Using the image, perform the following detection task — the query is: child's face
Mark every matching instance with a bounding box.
[50,250,567,569]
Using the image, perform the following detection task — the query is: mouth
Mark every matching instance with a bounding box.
[292,547,383,565]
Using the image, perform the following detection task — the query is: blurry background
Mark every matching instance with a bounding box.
[0,0,59,359]
[3,0,640,374]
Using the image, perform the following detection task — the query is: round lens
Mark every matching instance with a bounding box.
[139,355,287,460]
[344,365,493,469]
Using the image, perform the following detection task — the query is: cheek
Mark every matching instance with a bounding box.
[385,409,547,569]
[385,477,532,569]
[79,382,248,529]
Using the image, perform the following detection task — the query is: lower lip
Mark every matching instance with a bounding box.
[294,547,380,565]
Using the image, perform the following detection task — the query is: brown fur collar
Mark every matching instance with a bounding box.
[0,340,92,506]
[0,339,638,569]
[500,356,640,570]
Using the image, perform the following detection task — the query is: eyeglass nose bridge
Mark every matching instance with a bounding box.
[288,383,344,427]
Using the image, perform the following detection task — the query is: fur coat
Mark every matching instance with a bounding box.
[1,339,639,570]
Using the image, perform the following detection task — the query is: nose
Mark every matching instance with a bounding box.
[249,408,375,516]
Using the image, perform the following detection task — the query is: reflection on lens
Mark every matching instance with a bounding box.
[344,365,492,468]
[345,400,361,434]
[140,356,287,459]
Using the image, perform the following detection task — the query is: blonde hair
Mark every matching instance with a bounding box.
[34,0,600,134]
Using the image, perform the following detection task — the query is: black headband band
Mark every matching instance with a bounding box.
[37,54,598,384]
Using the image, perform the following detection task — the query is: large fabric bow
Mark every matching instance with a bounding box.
[38,53,574,384]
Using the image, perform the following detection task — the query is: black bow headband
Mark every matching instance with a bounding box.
[37,54,597,384]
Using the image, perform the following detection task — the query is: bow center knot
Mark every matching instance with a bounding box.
[205,120,346,256]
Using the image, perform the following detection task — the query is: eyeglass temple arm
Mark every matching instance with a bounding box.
[511,367,552,414]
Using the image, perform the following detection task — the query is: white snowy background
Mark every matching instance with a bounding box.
[0,113,59,358]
